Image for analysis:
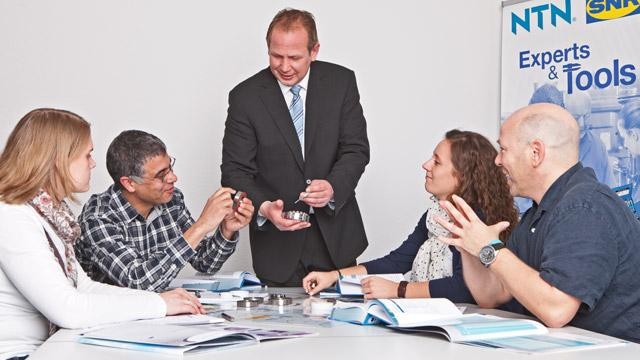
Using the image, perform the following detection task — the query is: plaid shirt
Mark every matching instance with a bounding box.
[74,185,237,291]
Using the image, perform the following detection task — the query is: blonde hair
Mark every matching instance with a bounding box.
[0,108,91,204]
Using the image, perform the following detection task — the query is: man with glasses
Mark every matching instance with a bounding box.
[75,130,254,291]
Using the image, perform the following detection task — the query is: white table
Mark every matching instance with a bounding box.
[30,288,639,359]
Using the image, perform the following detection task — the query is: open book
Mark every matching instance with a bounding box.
[395,313,548,342]
[336,274,405,296]
[332,298,627,354]
[331,298,464,326]
[332,299,548,339]
[170,271,262,292]
[79,322,314,355]
[333,299,553,340]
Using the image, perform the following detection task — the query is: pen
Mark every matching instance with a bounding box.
[221,312,235,322]
[294,193,308,204]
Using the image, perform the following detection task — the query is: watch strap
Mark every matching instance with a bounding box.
[397,281,409,298]
[488,239,504,249]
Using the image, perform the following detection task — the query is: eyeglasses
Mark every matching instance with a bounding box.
[130,156,176,184]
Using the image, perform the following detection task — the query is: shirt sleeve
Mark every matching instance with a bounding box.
[0,207,165,330]
[173,199,238,274]
[362,212,428,274]
[80,213,195,292]
[324,70,370,214]
[538,202,618,311]
[190,228,239,274]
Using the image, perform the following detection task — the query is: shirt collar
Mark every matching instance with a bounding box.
[109,184,158,224]
[277,68,311,98]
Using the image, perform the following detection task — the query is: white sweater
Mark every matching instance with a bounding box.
[0,202,166,359]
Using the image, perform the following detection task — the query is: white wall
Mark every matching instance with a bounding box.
[0,0,503,276]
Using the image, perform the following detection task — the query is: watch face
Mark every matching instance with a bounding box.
[479,245,495,265]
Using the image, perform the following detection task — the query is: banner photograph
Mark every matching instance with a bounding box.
[501,0,640,211]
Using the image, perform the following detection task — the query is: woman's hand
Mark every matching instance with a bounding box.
[160,288,206,315]
[360,276,400,300]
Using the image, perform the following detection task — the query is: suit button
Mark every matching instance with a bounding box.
[306,179,311,185]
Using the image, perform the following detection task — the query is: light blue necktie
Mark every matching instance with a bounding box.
[289,84,304,147]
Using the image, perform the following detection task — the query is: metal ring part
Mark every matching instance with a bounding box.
[282,210,310,222]
[232,191,247,211]
[266,293,293,306]
[237,296,263,308]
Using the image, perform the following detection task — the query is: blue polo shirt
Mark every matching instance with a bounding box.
[502,163,640,342]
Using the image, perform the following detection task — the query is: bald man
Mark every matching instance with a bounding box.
[436,103,640,342]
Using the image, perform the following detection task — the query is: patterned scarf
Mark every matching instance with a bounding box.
[28,189,80,287]
[28,190,81,336]
[409,196,453,282]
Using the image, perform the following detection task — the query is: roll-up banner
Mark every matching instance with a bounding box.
[501,0,640,211]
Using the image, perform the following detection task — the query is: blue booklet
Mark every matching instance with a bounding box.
[170,271,262,292]
[330,298,463,326]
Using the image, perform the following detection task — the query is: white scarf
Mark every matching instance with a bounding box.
[409,196,453,282]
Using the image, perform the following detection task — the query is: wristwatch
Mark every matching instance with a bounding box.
[479,239,505,267]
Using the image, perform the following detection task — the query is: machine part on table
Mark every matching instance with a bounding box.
[265,293,293,306]
[237,297,264,308]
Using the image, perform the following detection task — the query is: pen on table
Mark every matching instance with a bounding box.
[221,312,235,322]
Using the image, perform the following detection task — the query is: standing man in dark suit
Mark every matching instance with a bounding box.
[221,8,370,286]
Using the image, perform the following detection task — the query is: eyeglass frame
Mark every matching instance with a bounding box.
[129,156,176,184]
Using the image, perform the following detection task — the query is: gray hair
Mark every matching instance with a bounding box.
[106,130,167,189]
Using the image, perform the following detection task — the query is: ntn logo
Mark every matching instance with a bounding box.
[511,0,572,35]
[587,0,640,20]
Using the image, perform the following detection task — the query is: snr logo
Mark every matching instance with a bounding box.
[511,0,572,35]
[586,0,640,23]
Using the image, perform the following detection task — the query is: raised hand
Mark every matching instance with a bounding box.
[435,194,510,257]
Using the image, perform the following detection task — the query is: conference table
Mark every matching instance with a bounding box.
[30,288,639,359]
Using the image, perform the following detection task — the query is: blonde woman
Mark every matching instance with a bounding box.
[0,109,204,359]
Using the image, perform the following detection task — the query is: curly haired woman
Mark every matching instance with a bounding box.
[303,130,518,301]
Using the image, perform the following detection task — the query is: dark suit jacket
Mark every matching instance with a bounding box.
[221,61,370,283]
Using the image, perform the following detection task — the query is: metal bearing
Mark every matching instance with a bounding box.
[266,293,293,306]
[282,210,310,222]
[237,296,263,308]
[232,191,247,211]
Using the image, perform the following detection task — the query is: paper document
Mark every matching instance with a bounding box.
[337,274,405,296]
[79,322,315,355]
